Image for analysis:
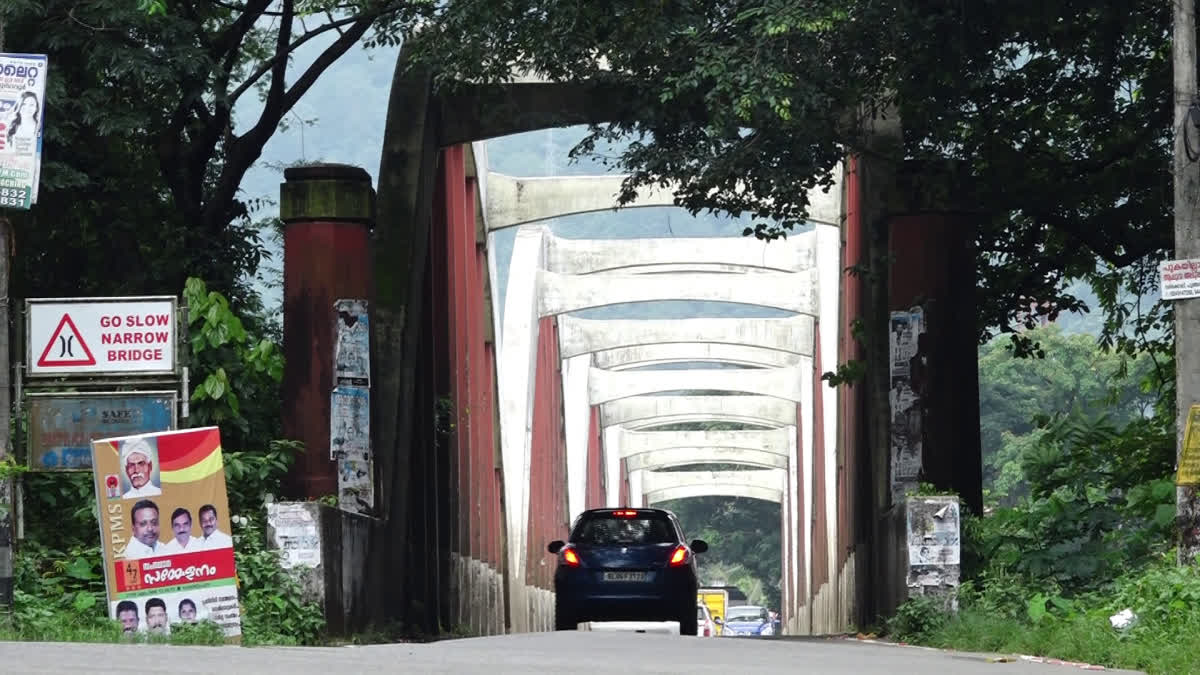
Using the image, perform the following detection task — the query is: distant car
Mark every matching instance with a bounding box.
[697,603,718,637]
[548,507,709,635]
[721,604,774,637]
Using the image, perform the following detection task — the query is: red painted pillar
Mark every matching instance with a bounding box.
[811,322,829,592]
[838,156,864,573]
[794,407,807,604]
[280,164,375,499]
[586,407,603,509]
[888,211,983,515]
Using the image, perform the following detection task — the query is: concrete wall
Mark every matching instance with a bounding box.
[265,502,375,636]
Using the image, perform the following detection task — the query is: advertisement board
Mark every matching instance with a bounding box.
[0,53,47,209]
[28,391,176,471]
[90,426,241,639]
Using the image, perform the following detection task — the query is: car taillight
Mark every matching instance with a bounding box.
[668,544,688,566]
[562,546,580,567]
[612,510,638,517]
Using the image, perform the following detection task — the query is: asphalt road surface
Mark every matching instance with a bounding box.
[0,630,1143,674]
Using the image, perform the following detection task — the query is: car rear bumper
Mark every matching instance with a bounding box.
[555,569,696,620]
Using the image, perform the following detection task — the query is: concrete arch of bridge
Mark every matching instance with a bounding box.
[542,231,815,276]
[498,223,821,626]
[538,268,818,317]
[588,364,808,405]
[483,172,842,232]
[624,446,789,473]
[614,427,793,457]
[643,484,784,505]
[601,395,797,429]
[593,343,801,370]
[558,315,815,361]
[637,468,787,506]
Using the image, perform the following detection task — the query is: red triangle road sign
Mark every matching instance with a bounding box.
[37,313,97,367]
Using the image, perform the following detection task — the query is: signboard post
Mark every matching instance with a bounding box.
[27,392,177,471]
[0,52,47,209]
[26,296,177,377]
[90,427,242,639]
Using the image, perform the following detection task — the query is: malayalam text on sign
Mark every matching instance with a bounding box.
[0,53,47,209]
[27,297,177,376]
[1160,259,1200,301]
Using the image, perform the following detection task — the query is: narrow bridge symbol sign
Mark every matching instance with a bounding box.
[36,313,97,367]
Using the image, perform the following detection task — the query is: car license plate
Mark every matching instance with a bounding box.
[602,571,647,582]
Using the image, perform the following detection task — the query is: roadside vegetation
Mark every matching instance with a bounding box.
[887,326,1199,675]
[0,279,326,647]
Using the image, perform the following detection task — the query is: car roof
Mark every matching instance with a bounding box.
[580,507,674,517]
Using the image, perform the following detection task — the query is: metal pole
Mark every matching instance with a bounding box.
[1172,0,1200,565]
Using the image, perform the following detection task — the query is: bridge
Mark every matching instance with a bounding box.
[272,45,983,638]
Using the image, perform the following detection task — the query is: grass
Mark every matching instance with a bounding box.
[907,603,1200,674]
[0,617,228,647]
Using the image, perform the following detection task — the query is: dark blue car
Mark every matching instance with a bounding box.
[548,507,709,635]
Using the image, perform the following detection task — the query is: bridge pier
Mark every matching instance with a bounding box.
[280,163,375,500]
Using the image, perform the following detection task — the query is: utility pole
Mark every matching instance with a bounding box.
[1172,0,1200,566]
[0,16,13,612]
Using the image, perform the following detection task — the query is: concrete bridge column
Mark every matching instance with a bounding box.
[280,163,375,499]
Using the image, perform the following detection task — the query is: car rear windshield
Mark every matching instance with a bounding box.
[571,512,678,545]
[726,607,767,622]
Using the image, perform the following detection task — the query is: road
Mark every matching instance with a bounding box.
[0,629,1143,674]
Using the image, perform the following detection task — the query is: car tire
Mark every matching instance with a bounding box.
[678,602,698,636]
[554,597,577,631]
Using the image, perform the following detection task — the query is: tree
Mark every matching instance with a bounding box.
[409,0,1174,343]
[2,0,420,303]
[978,325,1161,505]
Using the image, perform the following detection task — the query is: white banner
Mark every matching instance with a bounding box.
[0,53,47,210]
[1160,258,1200,301]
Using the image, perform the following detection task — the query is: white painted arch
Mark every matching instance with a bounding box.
[544,231,815,275]
[593,343,800,370]
[484,170,843,231]
[558,315,814,361]
[588,364,808,405]
[625,446,789,472]
[614,427,793,459]
[639,468,787,505]
[538,269,818,317]
[602,395,797,429]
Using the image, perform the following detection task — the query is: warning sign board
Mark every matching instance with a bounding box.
[27,297,177,377]
[1179,404,1200,486]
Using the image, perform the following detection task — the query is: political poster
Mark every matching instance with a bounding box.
[0,53,47,209]
[89,426,242,640]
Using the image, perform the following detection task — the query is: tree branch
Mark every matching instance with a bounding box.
[226,3,407,106]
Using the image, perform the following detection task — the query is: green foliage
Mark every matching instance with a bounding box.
[184,277,286,454]
[924,557,1200,675]
[658,495,782,610]
[978,325,1161,507]
[232,516,326,646]
[886,594,949,642]
[224,440,304,517]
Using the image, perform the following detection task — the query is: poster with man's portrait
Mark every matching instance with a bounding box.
[90,427,242,641]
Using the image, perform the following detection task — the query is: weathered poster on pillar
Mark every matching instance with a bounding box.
[333,299,370,386]
[0,53,47,209]
[89,426,242,640]
[889,307,925,499]
[331,385,374,513]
